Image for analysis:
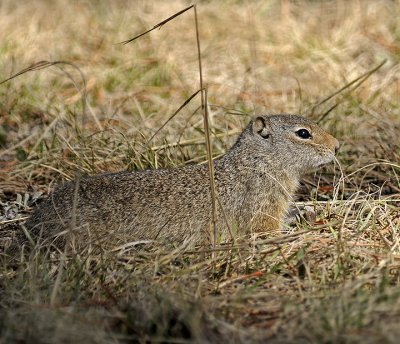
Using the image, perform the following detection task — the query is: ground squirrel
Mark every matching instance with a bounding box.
[26,114,339,247]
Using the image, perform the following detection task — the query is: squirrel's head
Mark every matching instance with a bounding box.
[248,114,339,175]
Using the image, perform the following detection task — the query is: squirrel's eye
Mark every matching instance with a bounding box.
[296,129,312,139]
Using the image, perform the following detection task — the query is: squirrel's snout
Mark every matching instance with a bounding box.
[326,135,339,154]
[333,138,340,154]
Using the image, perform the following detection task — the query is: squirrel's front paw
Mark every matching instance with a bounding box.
[285,205,317,226]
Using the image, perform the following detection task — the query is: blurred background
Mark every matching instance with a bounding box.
[1,1,398,185]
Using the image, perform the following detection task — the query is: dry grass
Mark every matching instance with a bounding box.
[0,0,400,342]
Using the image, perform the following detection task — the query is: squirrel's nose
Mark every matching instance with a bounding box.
[333,138,340,154]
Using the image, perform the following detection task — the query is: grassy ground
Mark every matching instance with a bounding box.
[1,0,400,342]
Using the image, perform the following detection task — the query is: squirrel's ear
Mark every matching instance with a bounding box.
[252,116,271,139]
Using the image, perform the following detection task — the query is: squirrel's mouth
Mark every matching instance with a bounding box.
[319,155,336,167]
[314,154,335,168]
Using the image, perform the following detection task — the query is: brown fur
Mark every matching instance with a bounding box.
[26,114,339,247]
